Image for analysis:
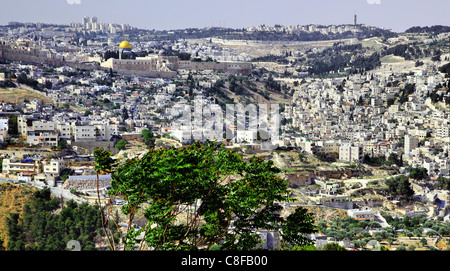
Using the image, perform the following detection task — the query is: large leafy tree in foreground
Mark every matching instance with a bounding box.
[95,141,316,250]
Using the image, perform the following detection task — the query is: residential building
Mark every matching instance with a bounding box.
[404,134,419,156]
[317,140,339,155]
[57,123,72,138]
[347,208,375,221]
[236,130,257,143]
[436,123,450,143]
[2,158,41,176]
[27,132,58,146]
[43,158,63,178]
[0,118,8,142]
[339,143,362,162]
[72,125,96,142]
[318,195,354,209]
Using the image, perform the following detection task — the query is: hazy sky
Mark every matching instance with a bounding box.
[1,0,449,33]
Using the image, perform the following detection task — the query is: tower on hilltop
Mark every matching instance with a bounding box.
[354,13,357,26]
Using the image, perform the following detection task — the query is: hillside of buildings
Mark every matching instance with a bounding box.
[0,20,449,251]
[127,24,395,43]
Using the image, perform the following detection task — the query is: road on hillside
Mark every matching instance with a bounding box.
[0,177,86,204]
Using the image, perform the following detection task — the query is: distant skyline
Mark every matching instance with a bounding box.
[1,0,449,33]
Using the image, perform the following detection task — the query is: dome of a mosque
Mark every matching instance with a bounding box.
[119,40,131,49]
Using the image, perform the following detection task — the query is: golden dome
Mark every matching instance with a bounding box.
[119,40,131,49]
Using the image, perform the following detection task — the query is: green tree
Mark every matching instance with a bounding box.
[6,188,104,251]
[322,242,346,251]
[375,235,383,243]
[387,237,394,247]
[115,139,128,151]
[141,129,156,149]
[408,167,428,180]
[96,141,317,250]
[6,213,25,251]
[57,140,67,151]
[414,228,423,238]
[420,237,427,247]
[379,245,389,251]
[317,219,328,232]
[387,98,395,107]
[385,175,415,200]
[426,230,438,237]
[290,244,316,251]
[387,153,403,167]
[396,245,406,251]
[405,230,414,239]
[60,168,74,181]
[7,114,19,137]
[280,208,317,248]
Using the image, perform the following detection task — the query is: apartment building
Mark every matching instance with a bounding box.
[236,130,257,143]
[0,118,8,142]
[2,158,41,176]
[72,125,96,142]
[436,124,450,142]
[16,116,59,147]
[94,124,118,141]
[72,123,118,142]
[27,133,58,147]
[318,195,354,210]
[171,129,192,142]
[18,115,35,137]
[57,123,72,138]
[316,140,339,155]
[42,158,63,178]
[404,134,419,156]
[409,129,428,141]
[347,208,375,221]
[25,122,59,147]
[339,143,362,163]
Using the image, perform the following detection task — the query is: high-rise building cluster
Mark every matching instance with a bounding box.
[67,16,133,34]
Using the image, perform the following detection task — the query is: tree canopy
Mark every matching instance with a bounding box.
[141,129,156,149]
[385,175,415,201]
[6,188,107,251]
[115,139,128,151]
[95,141,317,250]
[408,167,428,180]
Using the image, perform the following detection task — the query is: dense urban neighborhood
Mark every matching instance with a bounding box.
[0,16,450,252]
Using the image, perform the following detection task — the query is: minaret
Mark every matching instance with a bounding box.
[354,13,357,26]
